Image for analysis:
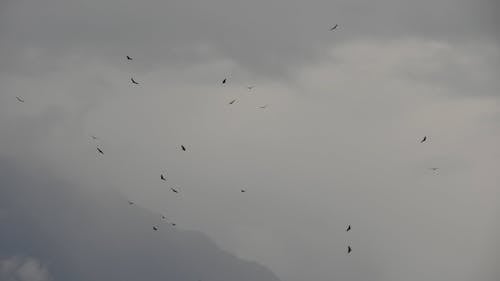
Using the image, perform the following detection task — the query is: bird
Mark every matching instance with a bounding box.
[171,223,176,226]
[131,78,139,85]
[128,200,134,205]
[153,226,159,231]
[347,246,352,254]
[346,225,351,232]
[96,147,104,155]
[247,86,254,90]
[170,187,179,193]
[16,96,25,103]
[258,105,268,109]
[420,136,427,143]
[90,135,99,141]
[330,24,339,31]
[429,167,439,171]
[229,99,236,105]
[181,145,186,151]
[126,55,133,60]
[162,215,167,220]
[241,189,246,193]
[222,78,227,84]
[160,174,166,181]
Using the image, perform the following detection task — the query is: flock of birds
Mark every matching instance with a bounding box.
[88,54,266,233]
[13,23,440,258]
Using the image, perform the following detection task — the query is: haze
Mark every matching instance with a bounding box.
[1,1,499,281]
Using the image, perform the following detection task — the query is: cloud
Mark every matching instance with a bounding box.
[0,256,52,281]
[0,0,498,78]
[0,36,499,281]
[0,1,499,281]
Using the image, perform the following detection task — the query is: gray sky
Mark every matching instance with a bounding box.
[0,0,499,281]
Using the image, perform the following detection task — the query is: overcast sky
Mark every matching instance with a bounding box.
[0,1,499,281]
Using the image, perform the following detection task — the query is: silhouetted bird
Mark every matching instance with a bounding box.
[161,174,166,181]
[330,24,339,31]
[258,105,268,109]
[346,225,351,232]
[247,86,254,90]
[222,78,227,84]
[429,167,439,171]
[126,55,133,60]
[347,246,352,254]
[181,145,186,151]
[171,223,176,226]
[16,97,25,103]
[162,215,167,220]
[241,189,246,193]
[171,187,179,193]
[153,226,159,231]
[420,136,427,143]
[131,78,139,85]
[96,147,104,155]
[128,200,134,205]
[229,99,236,105]
[91,135,98,140]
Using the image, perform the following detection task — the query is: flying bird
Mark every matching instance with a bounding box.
[96,147,104,155]
[247,86,254,90]
[229,99,236,105]
[420,136,427,143]
[258,105,268,109]
[222,78,227,84]
[347,246,352,254]
[181,145,186,151]
[153,226,159,231]
[241,189,246,193]
[16,96,25,103]
[171,223,176,226]
[126,55,133,60]
[161,174,166,181]
[128,200,134,205]
[330,24,339,31]
[170,187,179,193]
[429,167,439,171]
[346,225,351,232]
[162,215,167,220]
[131,78,139,85]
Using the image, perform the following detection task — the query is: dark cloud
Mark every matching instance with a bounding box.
[0,0,498,78]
